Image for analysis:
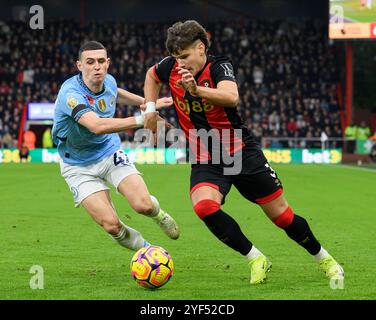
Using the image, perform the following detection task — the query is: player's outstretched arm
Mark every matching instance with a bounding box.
[144,68,163,105]
[141,68,166,132]
[117,88,145,106]
[78,110,157,134]
[140,97,173,112]
[156,97,173,109]
[117,87,172,112]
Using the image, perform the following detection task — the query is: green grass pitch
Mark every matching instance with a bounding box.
[0,163,375,300]
[339,0,376,23]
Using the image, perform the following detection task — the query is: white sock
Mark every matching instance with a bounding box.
[246,246,263,261]
[111,221,148,251]
[314,247,329,262]
[149,195,165,222]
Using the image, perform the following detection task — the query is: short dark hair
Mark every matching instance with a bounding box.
[166,20,210,55]
[78,41,106,60]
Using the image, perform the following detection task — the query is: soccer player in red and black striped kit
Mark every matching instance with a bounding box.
[144,20,344,284]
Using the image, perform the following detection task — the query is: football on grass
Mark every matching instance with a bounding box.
[130,245,174,289]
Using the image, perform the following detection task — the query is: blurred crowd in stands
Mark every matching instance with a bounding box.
[0,18,373,149]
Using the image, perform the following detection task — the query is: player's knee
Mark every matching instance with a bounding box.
[102,218,122,235]
[193,199,220,220]
[273,206,295,229]
[133,196,154,215]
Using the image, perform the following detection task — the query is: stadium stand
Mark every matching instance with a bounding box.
[0,19,342,147]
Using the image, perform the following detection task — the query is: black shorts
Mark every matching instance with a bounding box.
[190,148,283,204]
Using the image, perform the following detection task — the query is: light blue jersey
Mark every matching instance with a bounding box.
[52,73,120,165]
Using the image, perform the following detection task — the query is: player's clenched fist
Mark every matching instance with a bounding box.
[176,67,198,96]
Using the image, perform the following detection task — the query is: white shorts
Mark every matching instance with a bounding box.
[60,150,140,207]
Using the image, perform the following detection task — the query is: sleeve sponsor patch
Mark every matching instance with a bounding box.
[67,95,78,109]
[220,63,235,79]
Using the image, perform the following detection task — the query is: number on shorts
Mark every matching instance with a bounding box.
[265,163,277,178]
[114,151,130,166]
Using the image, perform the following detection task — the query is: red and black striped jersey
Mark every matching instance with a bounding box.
[152,55,256,163]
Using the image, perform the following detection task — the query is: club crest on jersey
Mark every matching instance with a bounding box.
[67,96,78,109]
[199,79,210,88]
[98,98,106,112]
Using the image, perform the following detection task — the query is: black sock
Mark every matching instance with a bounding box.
[284,214,321,255]
[202,209,253,255]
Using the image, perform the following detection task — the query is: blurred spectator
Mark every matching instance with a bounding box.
[2,130,16,148]
[345,122,357,153]
[371,143,376,163]
[287,117,297,136]
[23,129,36,149]
[345,122,357,138]
[19,143,29,162]
[253,66,263,84]
[42,127,53,148]
[370,129,376,162]
[356,121,371,140]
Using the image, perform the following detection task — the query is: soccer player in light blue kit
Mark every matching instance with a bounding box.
[52,41,180,252]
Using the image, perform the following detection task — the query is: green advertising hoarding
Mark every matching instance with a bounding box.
[0,148,186,164]
[356,139,374,155]
[0,148,342,164]
[263,149,342,164]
